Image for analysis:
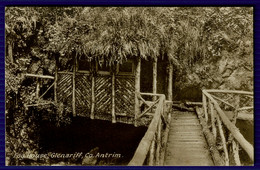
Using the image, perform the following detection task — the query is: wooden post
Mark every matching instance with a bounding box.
[216,114,229,165]
[160,111,171,165]
[72,57,76,117]
[153,58,157,101]
[210,101,217,138]
[111,71,116,123]
[134,58,141,126]
[230,100,240,166]
[54,58,58,103]
[202,93,208,122]
[155,118,161,165]
[148,136,155,165]
[90,74,95,119]
[232,140,241,166]
[167,62,173,101]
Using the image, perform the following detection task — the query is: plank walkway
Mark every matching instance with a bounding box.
[164,111,214,166]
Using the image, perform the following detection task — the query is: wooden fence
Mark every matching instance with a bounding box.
[201,89,254,165]
[129,93,170,166]
[56,71,135,123]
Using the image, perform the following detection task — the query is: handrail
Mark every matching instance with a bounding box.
[24,73,54,79]
[204,89,253,95]
[202,89,254,164]
[128,94,166,166]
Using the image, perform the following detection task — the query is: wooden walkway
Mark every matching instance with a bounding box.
[164,111,214,166]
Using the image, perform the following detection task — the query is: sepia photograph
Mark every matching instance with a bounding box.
[5,7,253,166]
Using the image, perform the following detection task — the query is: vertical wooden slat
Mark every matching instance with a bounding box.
[90,75,95,119]
[216,114,229,165]
[111,71,116,123]
[210,101,217,138]
[153,58,157,101]
[231,100,240,166]
[202,93,208,122]
[167,63,173,101]
[134,58,141,126]
[72,57,76,117]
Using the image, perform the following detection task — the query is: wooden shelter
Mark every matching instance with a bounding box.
[55,56,173,125]
[49,8,177,125]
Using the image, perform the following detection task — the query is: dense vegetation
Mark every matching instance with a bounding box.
[5,7,253,165]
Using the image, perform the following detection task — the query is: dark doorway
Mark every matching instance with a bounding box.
[140,59,153,94]
[140,59,167,96]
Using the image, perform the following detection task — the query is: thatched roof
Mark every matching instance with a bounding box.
[45,7,253,68]
[47,7,176,65]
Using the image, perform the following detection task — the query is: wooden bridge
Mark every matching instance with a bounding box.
[129,90,254,166]
[22,73,253,166]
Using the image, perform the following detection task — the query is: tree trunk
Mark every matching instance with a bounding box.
[134,58,141,126]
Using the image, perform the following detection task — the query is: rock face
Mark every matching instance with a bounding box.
[174,54,253,101]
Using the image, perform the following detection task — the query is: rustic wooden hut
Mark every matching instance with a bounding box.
[51,7,175,125]
[54,55,173,125]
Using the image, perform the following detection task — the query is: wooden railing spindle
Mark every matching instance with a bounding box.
[210,101,217,139]
[202,93,208,122]
[216,114,229,166]
[232,140,241,166]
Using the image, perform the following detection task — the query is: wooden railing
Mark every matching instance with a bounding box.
[128,93,170,166]
[23,73,55,108]
[201,89,254,165]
